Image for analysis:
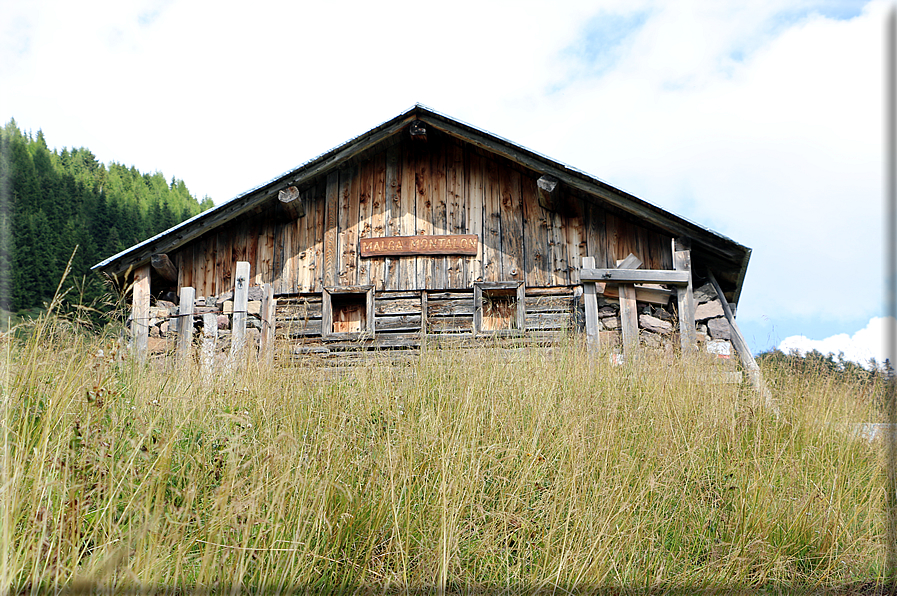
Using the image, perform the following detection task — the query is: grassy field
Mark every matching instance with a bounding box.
[0,312,889,594]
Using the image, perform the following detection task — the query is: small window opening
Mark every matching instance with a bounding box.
[323,286,374,338]
[474,282,524,334]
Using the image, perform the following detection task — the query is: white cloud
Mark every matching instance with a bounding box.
[778,316,895,368]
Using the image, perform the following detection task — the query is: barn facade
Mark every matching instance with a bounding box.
[93,105,755,365]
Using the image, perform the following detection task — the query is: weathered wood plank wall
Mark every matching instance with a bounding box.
[172,133,673,298]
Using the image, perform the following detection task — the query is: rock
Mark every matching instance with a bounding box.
[653,307,674,321]
[223,301,234,315]
[156,299,177,310]
[601,317,619,330]
[597,306,617,317]
[707,317,731,340]
[160,321,170,336]
[693,283,717,304]
[639,314,672,334]
[217,287,267,306]
[247,300,261,315]
[694,300,724,321]
[195,296,206,307]
[149,325,161,338]
[217,315,230,330]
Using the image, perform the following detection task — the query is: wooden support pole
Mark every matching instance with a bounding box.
[259,283,275,363]
[582,256,601,352]
[706,269,779,415]
[673,238,697,352]
[201,313,218,377]
[151,253,178,283]
[177,286,195,364]
[131,265,150,362]
[230,261,251,359]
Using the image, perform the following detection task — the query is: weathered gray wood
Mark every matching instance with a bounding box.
[600,284,673,305]
[673,238,697,352]
[515,282,526,331]
[421,114,748,266]
[616,253,643,270]
[619,284,639,359]
[582,256,600,352]
[706,269,779,415]
[260,283,275,363]
[537,175,559,211]
[151,253,178,283]
[278,185,305,219]
[420,291,428,336]
[131,265,150,362]
[201,312,218,377]
[580,269,690,285]
[473,284,483,333]
[97,115,415,278]
[230,261,250,358]
[177,286,195,363]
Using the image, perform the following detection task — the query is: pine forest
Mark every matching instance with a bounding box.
[0,119,213,320]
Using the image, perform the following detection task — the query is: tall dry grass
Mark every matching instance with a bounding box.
[0,313,887,593]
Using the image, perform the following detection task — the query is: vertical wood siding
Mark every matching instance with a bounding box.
[172,133,672,297]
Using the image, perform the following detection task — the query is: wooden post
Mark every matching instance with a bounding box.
[582,256,600,352]
[131,265,150,362]
[177,286,195,364]
[420,290,428,336]
[673,238,697,352]
[616,255,641,361]
[619,284,639,359]
[201,313,218,377]
[706,270,779,415]
[230,261,250,359]
[259,283,275,364]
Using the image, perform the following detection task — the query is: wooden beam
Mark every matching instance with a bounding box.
[673,238,696,352]
[278,185,305,219]
[581,269,690,285]
[582,256,600,352]
[150,253,178,283]
[409,120,427,141]
[131,265,150,362]
[259,282,275,364]
[600,284,673,305]
[616,253,643,270]
[706,269,779,415]
[537,175,559,211]
[177,286,195,363]
[230,261,250,359]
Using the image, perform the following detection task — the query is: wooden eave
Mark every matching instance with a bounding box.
[92,104,751,305]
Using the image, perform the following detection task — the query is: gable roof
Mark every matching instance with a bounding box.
[92,104,752,304]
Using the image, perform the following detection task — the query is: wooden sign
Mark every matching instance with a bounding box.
[360,235,478,257]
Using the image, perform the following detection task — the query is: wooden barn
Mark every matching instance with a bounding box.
[92,104,757,371]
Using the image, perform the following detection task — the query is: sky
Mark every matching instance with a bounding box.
[0,0,891,366]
